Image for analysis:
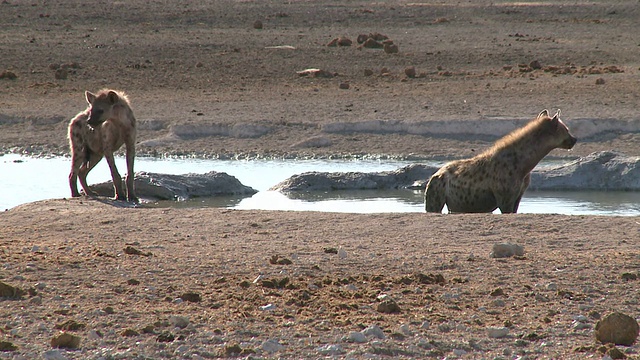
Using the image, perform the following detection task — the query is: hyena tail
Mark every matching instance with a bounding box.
[424,173,446,213]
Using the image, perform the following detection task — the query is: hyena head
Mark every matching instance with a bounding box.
[539,109,577,150]
[85,90,120,127]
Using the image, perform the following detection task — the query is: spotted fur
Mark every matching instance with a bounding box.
[68,89,138,202]
[425,110,577,213]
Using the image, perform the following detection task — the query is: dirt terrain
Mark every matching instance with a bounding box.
[1,0,640,358]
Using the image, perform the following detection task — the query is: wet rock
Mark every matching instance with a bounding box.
[530,151,640,191]
[51,332,81,349]
[270,163,438,192]
[0,281,25,298]
[92,171,257,201]
[490,243,524,258]
[595,312,639,346]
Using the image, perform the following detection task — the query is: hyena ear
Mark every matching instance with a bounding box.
[538,109,549,118]
[554,109,561,118]
[85,91,96,104]
[107,91,119,105]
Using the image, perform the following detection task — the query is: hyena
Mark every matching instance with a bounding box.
[425,110,577,214]
[68,89,138,202]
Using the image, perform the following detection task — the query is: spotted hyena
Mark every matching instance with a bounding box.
[425,110,577,214]
[68,89,138,202]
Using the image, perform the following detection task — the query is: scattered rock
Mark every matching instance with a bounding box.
[0,281,25,298]
[377,294,401,313]
[595,312,639,346]
[316,344,344,355]
[621,272,638,281]
[123,246,152,257]
[179,292,201,302]
[0,340,17,351]
[364,68,374,76]
[487,327,509,338]
[596,77,605,85]
[363,324,386,339]
[362,38,384,49]
[121,328,139,337]
[404,66,416,78]
[347,331,367,343]
[339,82,350,89]
[490,243,524,258]
[269,254,292,265]
[54,320,86,331]
[261,339,285,353]
[54,68,68,80]
[51,333,81,349]
[327,37,352,47]
[529,60,542,70]
[169,315,190,329]
[0,70,17,80]
[253,20,263,29]
[384,43,399,54]
[156,331,175,342]
[296,68,335,78]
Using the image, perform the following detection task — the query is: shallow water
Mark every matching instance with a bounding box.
[2,154,639,215]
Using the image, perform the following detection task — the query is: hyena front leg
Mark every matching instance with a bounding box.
[124,139,138,203]
[104,151,126,200]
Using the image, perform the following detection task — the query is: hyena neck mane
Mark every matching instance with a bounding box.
[483,116,558,176]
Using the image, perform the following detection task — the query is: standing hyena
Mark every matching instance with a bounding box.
[425,109,577,214]
[68,89,138,202]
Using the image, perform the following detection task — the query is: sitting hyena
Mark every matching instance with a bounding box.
[425,109,577,214]
[68,89,138,202]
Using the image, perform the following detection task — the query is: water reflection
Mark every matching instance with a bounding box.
[2,154,640,215]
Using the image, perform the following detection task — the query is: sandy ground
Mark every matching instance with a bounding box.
[1,0,640,358]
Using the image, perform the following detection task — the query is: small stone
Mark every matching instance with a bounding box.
[529,60,542,69]
[357,34,369,44]
[364,69,374,76]
[362,38,383,49]
[384,43,399,54]
[121,328,139,337]
[596,78,606,85]
[169,315,190,329]
[339,82,350,90]
[50,333,81,349]
[260,303,276,311]
[54,68,68,80]
[337,37,352,46]
[43,350,68,360]
[253,20,263,29]
[0,340,17,351]
[316,344,344,355]
[363,324,386,339]
[376,294,401,313]
[0,281,25,298]
[338,247,347,258]
[0,70,17,80]
[487,327,509,338]
[404,66,416,78]
[156,331,175,342]
[262,339,285,353]
[180,292,201,302]
[595,312,639,346]
[490,243,524,258]
[347,331,367,343]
